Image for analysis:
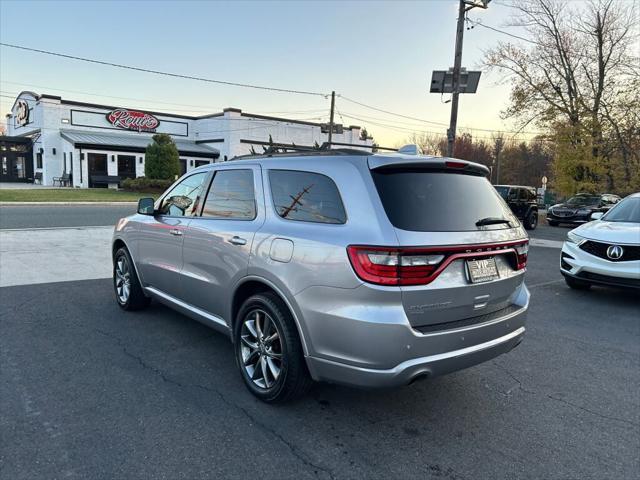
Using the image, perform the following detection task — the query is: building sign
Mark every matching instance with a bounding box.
[106,109,160,132]
[16,100,30,126]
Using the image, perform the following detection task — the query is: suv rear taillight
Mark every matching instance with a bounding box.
[514,242,528,270]
[347,240,528,286]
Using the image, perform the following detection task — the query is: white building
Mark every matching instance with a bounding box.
[3,91,372,187]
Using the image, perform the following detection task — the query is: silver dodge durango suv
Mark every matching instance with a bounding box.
[112,147,530,402]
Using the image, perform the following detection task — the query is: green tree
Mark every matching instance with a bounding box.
[144,133,180,180]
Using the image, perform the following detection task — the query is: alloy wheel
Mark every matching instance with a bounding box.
[239,309,283,389]
[115,256,131,303]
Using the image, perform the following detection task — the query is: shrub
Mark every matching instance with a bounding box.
[145,133,180,180]
[121,177,173,193]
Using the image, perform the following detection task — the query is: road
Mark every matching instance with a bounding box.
[1,206,638,479]
[0,204,136,229]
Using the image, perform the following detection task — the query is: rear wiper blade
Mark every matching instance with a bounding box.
[475,217,512,227]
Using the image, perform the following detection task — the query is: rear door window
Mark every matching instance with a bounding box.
[269,170,346,224]
[371,169,515,232]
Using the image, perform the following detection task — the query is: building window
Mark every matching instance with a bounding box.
[37,152,43,169]
[195,160,210,168]
[117,155,136,179]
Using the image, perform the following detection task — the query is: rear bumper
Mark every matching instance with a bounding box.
[306,324,525,388]
[298,282,529,388]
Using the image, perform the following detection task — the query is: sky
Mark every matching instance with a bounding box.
[1,0,532,146]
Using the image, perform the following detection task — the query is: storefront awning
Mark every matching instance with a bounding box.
[60,130,219,159]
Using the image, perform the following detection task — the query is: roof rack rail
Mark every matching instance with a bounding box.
[229,142,374,161]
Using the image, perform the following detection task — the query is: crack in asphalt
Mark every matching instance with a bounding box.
[95,328,336,480]
[491,361,639,429]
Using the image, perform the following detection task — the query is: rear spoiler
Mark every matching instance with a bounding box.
[368,156,490,176]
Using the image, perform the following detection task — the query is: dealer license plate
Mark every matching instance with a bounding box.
[466,258,499,283]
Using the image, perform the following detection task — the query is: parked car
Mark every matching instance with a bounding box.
[547,193,621,226]
[112,148,530,402]
[560,193,640,290]
[494,185,539,230]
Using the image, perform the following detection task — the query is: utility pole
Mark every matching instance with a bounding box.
[446,0,491,158]
[327,91,336,148]
[447,0,467,158]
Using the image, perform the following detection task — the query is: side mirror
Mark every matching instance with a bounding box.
[137,197,155,215]
[590,212,603,220]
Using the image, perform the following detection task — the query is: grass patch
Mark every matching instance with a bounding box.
[0,188,156,203]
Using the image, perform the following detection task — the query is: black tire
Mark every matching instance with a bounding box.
[564,276,592,290]
[113,247,151,311]
[524,211,538,230]
[234,293,312,403]
[548,220,559,226]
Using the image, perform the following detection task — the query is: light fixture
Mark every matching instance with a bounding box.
[190,160,194,166]
[111,155,115,162]
[52,148,56,155]
[139,157,143,164]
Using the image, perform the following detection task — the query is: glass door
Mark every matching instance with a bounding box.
[88,153,108,188]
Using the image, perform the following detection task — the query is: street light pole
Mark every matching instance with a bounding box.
[447,0,466,158]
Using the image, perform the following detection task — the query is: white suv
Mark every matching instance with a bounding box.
[561,193,640,290]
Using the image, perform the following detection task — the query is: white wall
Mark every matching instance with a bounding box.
[6,93,373,187]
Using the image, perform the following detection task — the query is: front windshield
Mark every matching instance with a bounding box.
[602,197,640,223]
[566,195,600,206]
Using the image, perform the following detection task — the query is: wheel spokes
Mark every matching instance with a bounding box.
[240,309,283,390]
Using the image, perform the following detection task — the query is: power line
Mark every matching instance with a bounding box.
[467,19,542,46]
[339,96,544,135]
[339,95,449,127]
[339,110,540,142]
[0,42,328,97]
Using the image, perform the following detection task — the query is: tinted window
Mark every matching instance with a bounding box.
[372,170,515,232]
[602,197,640,223]
[269,170,346,224]
[159,172,208,217]
[494,186,509,200]
[201,169,256,220]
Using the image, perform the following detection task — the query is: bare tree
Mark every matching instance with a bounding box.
[484,0,639,194]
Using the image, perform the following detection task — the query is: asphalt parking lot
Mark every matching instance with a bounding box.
[1,208,638,480]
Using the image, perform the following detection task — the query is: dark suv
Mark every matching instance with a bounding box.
[494,185,538,230]
[547,193,621,226]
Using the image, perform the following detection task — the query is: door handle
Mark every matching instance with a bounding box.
[229,236,247,246]
[169,228,183,236]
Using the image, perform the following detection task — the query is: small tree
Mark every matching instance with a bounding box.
[145,133,180,180]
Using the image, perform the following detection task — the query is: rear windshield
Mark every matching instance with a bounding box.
[371,169,515,232]
[494,186,509,200]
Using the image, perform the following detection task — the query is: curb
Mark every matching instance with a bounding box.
[0,202,138,206]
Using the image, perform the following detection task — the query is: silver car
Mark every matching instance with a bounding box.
[112,148,530,402]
